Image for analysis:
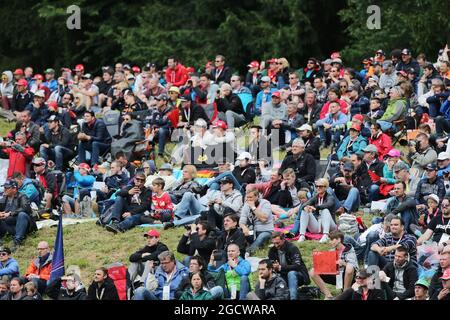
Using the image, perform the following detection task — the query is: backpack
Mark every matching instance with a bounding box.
[29,179,45,204]
[297,286,322,300]
[97,199,116,226]
[106,262,127,300]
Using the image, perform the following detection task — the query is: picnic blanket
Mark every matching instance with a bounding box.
[36,218,97,230]
[274,224,323,241]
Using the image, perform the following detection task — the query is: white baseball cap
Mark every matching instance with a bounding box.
[237,152,252,161]
[437,152,450,161]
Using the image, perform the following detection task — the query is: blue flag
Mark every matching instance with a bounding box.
[50,214,65,282]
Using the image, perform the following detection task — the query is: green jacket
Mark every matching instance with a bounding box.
[179,288,212,300]
[380,98,406,122]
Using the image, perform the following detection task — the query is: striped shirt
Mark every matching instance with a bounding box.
[374,232,417,263]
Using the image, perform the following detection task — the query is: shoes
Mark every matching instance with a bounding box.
[105,221,123,234]
[163,222,175,230]
[285,232,296,239]
[319,234,330,243]
[192,185,208,197]
[297,235,306,242]
[335,207,346,217]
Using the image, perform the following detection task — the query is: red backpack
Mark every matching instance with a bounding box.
[106,263,127,300]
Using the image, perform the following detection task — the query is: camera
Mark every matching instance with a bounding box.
[184,224,191,230]
[212,249,223,261]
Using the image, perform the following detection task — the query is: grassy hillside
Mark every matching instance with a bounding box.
[0,118,377,297]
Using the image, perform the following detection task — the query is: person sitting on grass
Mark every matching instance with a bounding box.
[309,231,358,300]
[140,178,174,225]
[268,232,310,300]
[105,172,153,233]
[378,246,418,300]
[335,269,385,300]
[62,163,95,217]
[179,271,213,300]
[176,256,223,300]
[289,178,339,243]
[86,267,119,300]
[247,259,290,300]
[128,229,169,288]
[176,221,216,266]
[417,196,450,245]
[208,243,251,300]
[133,250,188,300]
[239,189,274,256]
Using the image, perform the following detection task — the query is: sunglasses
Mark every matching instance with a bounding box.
[340,86,347,88]
[277,62,283,65]
[0,252,8,256]
[215,60,221,63]
[315,185,326,188]
[135,178,145,182]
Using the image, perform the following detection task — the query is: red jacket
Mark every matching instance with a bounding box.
[0,145,34,178]
[25,254,52,281]
[165,64,189,87]
[369,132,393,160]
[320,99,349,119]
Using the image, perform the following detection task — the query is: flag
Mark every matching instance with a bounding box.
[49,214,65,282]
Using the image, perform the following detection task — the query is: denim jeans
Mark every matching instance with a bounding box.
[208,172,243,193]
[209,286,225,300]
[246,231,272,254]
[377,120,394,132]
[0,212,31,245]
[317,126,343,146]
[133,287,160,300]
[40,145,75,171]
[363,231,380,266]
[157,127,170,155]
[368,184,380,202]
[339,187,360,213]
[225,111,246,129]
[110,195,143,231]
[367,250,388,269]
[173,192,206,227]
[400,209,416,234]
[78,140,110,165]
[287,271,306,300]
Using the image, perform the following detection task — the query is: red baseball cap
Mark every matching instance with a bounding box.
[132,66,141,73]
[267,58,278,64]
[350,123,361,132]
[78,163,91,171]
[353,114,364,122]
[13,68,24,75]
[60,67,72,74]
[212,120,228,130]
[33,74,44,81]
[48,101,58,111]
[331,52,341,59]
[16,79,28,87]
[247,61,260,69]
[144,229,160,238]
[397,70,408,77]
[74,64,84,72]
[271,91,281,98]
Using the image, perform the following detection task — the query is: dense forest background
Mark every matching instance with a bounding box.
[0,0,448,74]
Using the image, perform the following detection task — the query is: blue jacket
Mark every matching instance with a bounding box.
[19,178,40,203]
[255,88,277,114]
[74,170,95,189]
[316,112,348,128]
[208,256,251,276]
[438,93,450,120]
[350,96,370,117]
[150,260,188,300]
[336,135,367,160]
[0,258,20,278]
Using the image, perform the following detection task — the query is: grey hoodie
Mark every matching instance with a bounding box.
[0,71,14,98]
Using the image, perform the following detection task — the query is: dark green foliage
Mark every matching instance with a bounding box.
[0,0,447,73]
